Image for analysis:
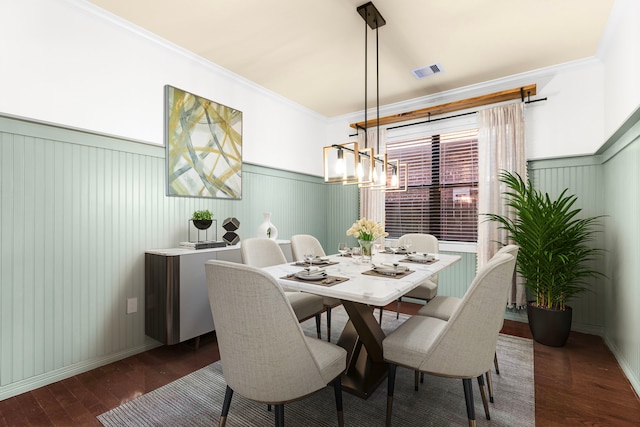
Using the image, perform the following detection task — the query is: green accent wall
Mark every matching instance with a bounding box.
[3,110,640,399]
[0,115,361,398]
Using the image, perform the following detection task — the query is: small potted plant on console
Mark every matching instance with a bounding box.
[192,209,214,230]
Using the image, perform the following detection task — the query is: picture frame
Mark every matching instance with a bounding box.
[164,85,242,199]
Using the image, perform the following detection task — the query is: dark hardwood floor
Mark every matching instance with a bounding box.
[1,302,639,426]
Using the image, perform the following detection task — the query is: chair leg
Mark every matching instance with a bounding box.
[477,375,490,420]
[494,351,500,375]
[414,370,420,391]
[462,378,476,427]
[485,370,494,403]
[220,385,233,427]
[396,298,402,319]
[326,306,332,342]
[332,376,344,427]
[315,313,321,339]
[274,404,284,427]
[386,364,397,427]
[378,306,384,325]
[420,372,424,384]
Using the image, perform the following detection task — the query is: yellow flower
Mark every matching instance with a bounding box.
[346,218,388,241]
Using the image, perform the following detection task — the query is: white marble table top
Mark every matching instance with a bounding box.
[262,252,461,306]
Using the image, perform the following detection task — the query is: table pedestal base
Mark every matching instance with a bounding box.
[337,301,388,399]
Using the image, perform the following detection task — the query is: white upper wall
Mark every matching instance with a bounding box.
[599,0,640,137]
[0,0,327,176]
[1,0,638,176]
[328,58,606,162]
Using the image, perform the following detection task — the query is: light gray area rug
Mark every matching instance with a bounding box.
[98,308,534,426]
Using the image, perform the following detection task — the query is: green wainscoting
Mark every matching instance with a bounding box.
[528,158,606,333]
[436,251,478,298]
[0,115,363,398]
[599,108,640,398]
[3,111,639,400]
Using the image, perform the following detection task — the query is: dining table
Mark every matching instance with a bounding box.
[261,250,461,399]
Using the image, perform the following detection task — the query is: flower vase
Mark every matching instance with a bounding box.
[358,239,374,263]
[256,212,278,240]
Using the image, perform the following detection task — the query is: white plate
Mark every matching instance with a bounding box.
[407,253,436,262]
[306,257,330,264]
[295,271,327,281]
[372,264,407,274]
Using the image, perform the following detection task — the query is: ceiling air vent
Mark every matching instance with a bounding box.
[412,63,444,79]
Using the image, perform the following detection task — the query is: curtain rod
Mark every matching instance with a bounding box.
[348,95,547,135]
[350,84,539,130]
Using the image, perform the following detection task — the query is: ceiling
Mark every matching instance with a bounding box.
[87,0,615,118]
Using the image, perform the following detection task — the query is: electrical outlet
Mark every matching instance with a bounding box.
[127,297,138,314]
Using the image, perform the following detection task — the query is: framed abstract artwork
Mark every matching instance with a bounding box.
[165,85,242,199]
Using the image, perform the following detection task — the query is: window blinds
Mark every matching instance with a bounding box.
[385,128,479,242]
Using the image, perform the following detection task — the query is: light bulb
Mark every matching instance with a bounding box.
[335,148,345,175]
[335,157,345,175]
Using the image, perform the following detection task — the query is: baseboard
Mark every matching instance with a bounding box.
[604,335,640,400]
[0,340,161,401]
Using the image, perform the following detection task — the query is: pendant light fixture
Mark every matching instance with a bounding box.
[323,1,406,191]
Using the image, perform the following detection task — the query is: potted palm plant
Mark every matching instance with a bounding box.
[485,171,604,347]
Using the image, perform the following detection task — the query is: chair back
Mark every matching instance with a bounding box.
[495,244,519,260]
[418,253,516,377]
[205,260,331,402]
[398,233,438,254]
[399,233,439,284]
[240,237,287,267]
[290,234,326,262]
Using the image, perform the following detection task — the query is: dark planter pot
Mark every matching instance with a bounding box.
[526,302,573,347]
[192,219,213,230]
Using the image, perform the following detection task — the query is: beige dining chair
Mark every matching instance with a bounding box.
[382,253,516,427]
[205,260,347,427]
[290,234,342,342]
[241,237,324,339]
[395,233,439,318]
[417,244,519,401]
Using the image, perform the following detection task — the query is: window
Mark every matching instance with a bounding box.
[385,128,478,242]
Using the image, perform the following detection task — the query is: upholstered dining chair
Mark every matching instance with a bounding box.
[382,253,517,427]
[241,237,324,339]
[205,260,347,427]
[395,233,440,318]
[290,234,342,342]
[417,244,519,401]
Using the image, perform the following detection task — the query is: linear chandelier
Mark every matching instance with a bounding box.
[323,1,407,191]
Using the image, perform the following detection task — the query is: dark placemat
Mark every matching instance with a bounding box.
[292,260,339,267]
[280,274,348,286]
[400,257,437,265]
[362,268,415,279]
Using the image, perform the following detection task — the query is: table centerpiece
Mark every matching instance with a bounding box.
[346,218,388,263]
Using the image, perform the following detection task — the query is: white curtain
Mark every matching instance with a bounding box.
[359,128,386,226]
[477,103,527,308]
